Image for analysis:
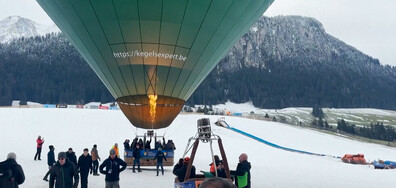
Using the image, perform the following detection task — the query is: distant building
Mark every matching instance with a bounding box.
[12,100,20,107]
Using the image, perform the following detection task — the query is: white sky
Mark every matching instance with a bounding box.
[0,0,395,66]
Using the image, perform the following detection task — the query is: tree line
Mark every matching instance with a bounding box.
[1,33,396,110]
[337,119,396,142]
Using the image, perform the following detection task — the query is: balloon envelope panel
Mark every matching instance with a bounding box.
[37,0,274,129]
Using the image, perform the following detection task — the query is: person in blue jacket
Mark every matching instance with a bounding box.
[132,144,142,173]
[153,147,167,176]
[43,145,55,181]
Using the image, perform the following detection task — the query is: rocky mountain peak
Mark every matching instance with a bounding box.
[0,15,59,43]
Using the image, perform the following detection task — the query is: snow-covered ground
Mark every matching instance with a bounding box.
[1,108,396,187]
[211,101,396,128]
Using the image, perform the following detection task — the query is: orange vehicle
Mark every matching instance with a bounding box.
[342,154,367,164]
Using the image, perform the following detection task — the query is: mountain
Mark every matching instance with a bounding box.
[219,16,382,72]
[0,16,59,43]
[189,16,396,109]
[0,16,396,109]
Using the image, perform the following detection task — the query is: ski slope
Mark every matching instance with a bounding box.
[1,108,396,187]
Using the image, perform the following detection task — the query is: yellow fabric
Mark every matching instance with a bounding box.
[112,146,120,157]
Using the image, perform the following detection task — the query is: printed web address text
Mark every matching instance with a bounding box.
[113,51,187,61]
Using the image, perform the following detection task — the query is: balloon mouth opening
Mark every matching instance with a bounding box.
[117,95,185,129]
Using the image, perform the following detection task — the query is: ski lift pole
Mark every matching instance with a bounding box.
[218,137,231,179]
[210,139,218,177]
[185,138,199,181]
[182,137,194,157]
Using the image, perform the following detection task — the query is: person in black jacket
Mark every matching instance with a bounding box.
[230,153,251,188]
[173,157,196,182]
[78,148,92,188]
[43,145,55,181]
[164,140,176,150]
[153,147,167,176]
[123,139,130,150]
[66,148,78,167]
[132,145,141,173]
[0,152,25,188]
[49,152,79,188]
[99,149,127,188]
[130,138,138,149]
[154,140,163,150]
[145,138,152,150]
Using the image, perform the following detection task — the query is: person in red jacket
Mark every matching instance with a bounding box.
[34,135,45,160]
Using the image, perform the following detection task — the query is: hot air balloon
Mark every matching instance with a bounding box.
[37,0,274,129]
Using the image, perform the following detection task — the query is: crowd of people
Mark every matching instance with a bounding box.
[0,135,251,188]
[123,137,176,175]
[0,135,128,188]
[123,137,176,151]
[172,153,252,188]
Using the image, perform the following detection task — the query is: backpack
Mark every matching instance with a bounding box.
[0,163,15,188]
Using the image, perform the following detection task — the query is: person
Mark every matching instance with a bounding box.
[153,147,167,176]
[99,149,127,188]
[66,148,78,167]
[123,139,130,150]
[49,152,79,188]
[145,138,152,150]
[216,160,227,178]
[164,140,176,150]
[130,138,138,149]
[230,153,251,188]
[78,148,92,188]
[210,155,221,174]
[172,158,183,175]
[0,152,25,188]
[43,145,56,181]
[132,144,141,173]
[112,143,119,157]
[34,135,44,160]
[173,157,196,182]
[137,139,143,149]
[163,140,173,150]
[200,177,236,188]
[154,140,163,150]
[91,144,101,176]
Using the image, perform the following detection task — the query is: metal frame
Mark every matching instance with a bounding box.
[181,119,231,181]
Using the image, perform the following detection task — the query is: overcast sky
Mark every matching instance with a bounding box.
[0,0,395,66]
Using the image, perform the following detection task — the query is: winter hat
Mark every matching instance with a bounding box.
[83,148,89,152]
[49,145,54,150]
[7,152,16,160]
[110,149,116,155]
[184,157,190,163]
[58,152,66,159]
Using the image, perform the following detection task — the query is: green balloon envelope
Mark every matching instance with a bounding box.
[37,0,274,129]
